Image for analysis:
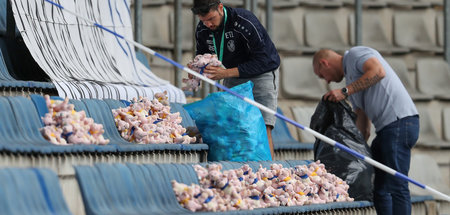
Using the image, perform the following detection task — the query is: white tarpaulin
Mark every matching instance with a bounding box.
[11,0,186,103]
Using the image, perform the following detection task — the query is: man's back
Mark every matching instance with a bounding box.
[343,46,418,131]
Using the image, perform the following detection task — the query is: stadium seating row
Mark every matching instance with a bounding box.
[286,102,450,149]
[0,95,207,154]
[0,94,313,162]
[146,0,444,8]
[415,105,450,149]
[142,4,445,54]
[276,7,444,54]
[0,161,436,215]
[279,56,450,102]
[0,0,55,90]
[0,38,55,90]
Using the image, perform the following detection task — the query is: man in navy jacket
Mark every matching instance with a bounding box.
[191,0,280,157]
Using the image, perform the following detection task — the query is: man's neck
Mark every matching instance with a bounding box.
[337,55,344,76]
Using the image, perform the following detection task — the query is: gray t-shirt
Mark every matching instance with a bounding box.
[343,46,418,131]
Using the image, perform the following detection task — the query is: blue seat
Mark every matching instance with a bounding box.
[120,99,131,106]
[0,0,5,36]
[70,99,91,116]
[81,98,208,153]
[0,45,14,81]
[103,98,127,110]
[0,168,71,215]
[94,163,146,214]
[5,96,67,153]
[29,94,49,126]
[28,95,115,153]
[286,160,312,167]
[75,163,189,215]
[175,163,199,184]
[126,163,165,214]
[105,101,195,129]
[411,195,433,203]
[75,161,378,215]
[82,98,166,152]
[34,168,73,214]
[171,102,196,128]
[0,96,34,152]
[272,108,314,151]
[136,51,151,70]
[75,165,118,215]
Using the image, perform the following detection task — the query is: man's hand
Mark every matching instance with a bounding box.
[323,89,346,102]
[203,66,239,80]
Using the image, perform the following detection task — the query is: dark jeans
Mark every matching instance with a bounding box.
[371,115,419,215]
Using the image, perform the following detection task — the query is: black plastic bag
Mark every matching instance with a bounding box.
[310,100,374,201]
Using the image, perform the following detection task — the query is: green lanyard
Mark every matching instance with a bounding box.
[212,7,227,62]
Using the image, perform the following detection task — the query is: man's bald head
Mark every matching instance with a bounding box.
[313,49,336,67]
[312,49,344,84]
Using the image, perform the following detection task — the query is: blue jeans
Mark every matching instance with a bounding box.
[371,115,419,215]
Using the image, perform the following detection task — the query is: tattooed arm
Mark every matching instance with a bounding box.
[347,57,386,95]
[323,57,386,102]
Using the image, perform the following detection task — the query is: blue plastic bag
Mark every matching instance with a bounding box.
[184,81,272,161]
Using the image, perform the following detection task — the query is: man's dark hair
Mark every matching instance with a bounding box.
[191,0,221,16]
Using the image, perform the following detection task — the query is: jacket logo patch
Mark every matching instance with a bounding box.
[225,31,234,39]
[227,40,235,52]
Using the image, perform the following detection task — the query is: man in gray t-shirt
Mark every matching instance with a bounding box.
[312,47,419,215]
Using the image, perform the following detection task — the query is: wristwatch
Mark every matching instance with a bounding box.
[341,87,349,98]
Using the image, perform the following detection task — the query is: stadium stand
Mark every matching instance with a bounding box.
[291,106,316,143]
[142,4,173,49]
[73,161,437,215]
[385,57,433,101]
[386,0,431,7]
[272,8,316,53]
[272,107,314,160]
[169,8,194,50]
[410,154,450,199]
[416,58,450,100]
[170,103,198,129]
[0,1,56,94]
[82,98,207,156]
[349,9,410,54]
[280,56,327,100]
[0,0,448,214]
[416,105,450,148]
[0,167,72,215]
[358,0,388,7]
[443,107,450,142]
[430,0,444,6]
[437,12,444,47]
[258,0,301,8]
[299,0,344,7]
[74,161,377,215]
[304,8,350,52]
[142,0,167,5]
[393,9,442,52]
[0,40,55,91]
[136,51,152,70]
[0,0,5,36]
[0,94,208,171]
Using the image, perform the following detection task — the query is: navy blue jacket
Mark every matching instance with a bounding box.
[195,6,280,78]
